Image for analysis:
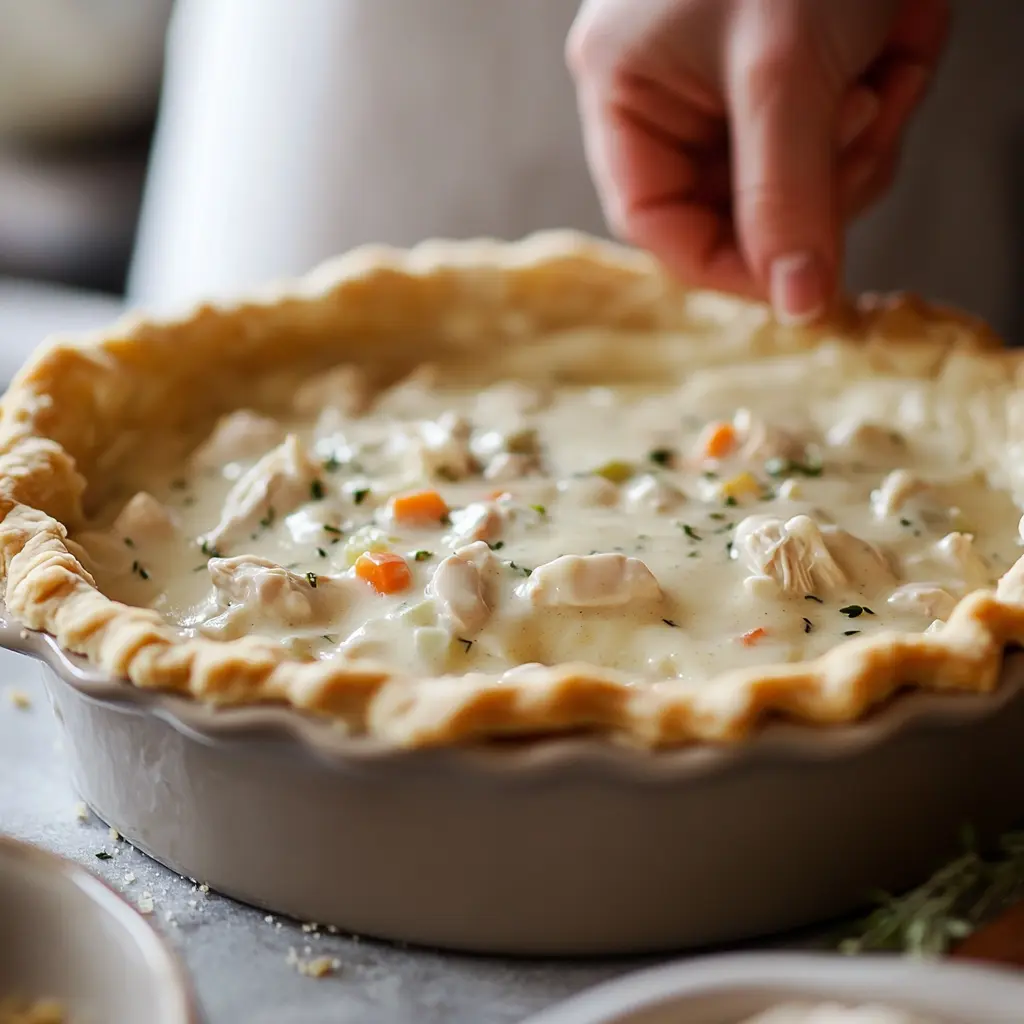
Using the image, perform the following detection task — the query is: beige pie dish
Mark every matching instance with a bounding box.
[0,834,197,1023]
[519,952,1024,1023]
[5,611,1024,956]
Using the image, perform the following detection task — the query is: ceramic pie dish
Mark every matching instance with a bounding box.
[518,952,1024,1023]
[0,836,196,1023]
[4,231,1024,953]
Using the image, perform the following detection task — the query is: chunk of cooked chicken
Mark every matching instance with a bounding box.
[624,474,686,513]
[293,365,369,417]
[556,475,621,508]
[521,553,662,609]
[931,531,992,590]
[113,492,178,545]
[202,555,349,637]
[426,547,493,636]
[871,469,930,519]
[827,419,907,463]
[733,408,808,462]
[445,501,507,547]
[887,583,957,621]
[405,412,477,482]
[200,435,319,548]
[734,514,895,597]
[191,410,284,471]
[473,425,541,481]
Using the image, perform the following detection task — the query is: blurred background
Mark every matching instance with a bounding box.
[0,0,1020,376]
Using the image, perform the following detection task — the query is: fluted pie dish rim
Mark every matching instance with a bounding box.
[1,230,1022,751]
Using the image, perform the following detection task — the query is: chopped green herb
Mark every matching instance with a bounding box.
[322,635,336,643]
[844,629,862,636]
[200,540,221,558]
[322,454,342,472]
[352,488,369,506]
[310,479,326,501]
[759,490,776,502]
[193,564,207,572]
[702,470,719,480]
[709,512,727,521]
[439,512,452,527]
[662,618,679,628]
[531,504,547,517]
[648,448,673,467]
[322,524,343,536]
[131,561,149,581]
[487,540,505,551]
[316,547,328,558]
[259,507,276,529]
[765,456,824,479]
[724,495,738,508]
[900,517,913,528]
[725,540,735,557]
[507,561,532,577]
[457,637,474,653]
[687,550,700,559]
[123,537,135,548]
[680,524,701,541]
[306,572,318,588]
[803,617,813,634]
[414,550,433,562]
[805,594,823,603]
[95,851,112,861]
[839,604,874,618]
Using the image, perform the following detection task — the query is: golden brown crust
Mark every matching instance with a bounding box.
[1,230,1022,748]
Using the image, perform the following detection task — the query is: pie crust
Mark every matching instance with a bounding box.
[1,231,1023,749]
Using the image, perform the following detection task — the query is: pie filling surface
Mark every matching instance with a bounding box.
[70,334,1022,685]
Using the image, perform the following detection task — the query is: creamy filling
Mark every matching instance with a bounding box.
[72,341,1023,681]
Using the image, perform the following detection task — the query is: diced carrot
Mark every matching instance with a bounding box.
[740,627,768,646]
[389,489,450,525]
[699,420,737,460]
[355,551,412,594]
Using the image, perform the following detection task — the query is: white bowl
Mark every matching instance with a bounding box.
[0,835,197,1022]
[520,953,1024,1023]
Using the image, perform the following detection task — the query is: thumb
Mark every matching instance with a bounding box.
[726,23,841,325]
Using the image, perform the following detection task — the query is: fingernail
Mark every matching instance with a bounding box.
[839,89,880,148]
[770,251,827,326]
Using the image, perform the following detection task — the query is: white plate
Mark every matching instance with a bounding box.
[520,953,1024,1023]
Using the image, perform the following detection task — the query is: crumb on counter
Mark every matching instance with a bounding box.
[6,689,31,710]
[285,948,340,979]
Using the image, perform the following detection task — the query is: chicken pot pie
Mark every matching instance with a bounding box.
[1,232,1024,748]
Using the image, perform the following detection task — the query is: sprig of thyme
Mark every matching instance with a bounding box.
[839,826,1024,956]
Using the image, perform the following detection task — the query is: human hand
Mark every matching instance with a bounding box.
[567,0,949,324]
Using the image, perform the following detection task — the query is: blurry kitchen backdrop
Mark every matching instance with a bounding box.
[0,0,1021,380]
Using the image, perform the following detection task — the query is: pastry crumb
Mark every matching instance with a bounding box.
[123,872,136,885]
[0,998,66,1024]
[285,947,340,978]
[6,689,31,710]
[72,802,89,822]
[108,827,121,842]
[136,891,155,915]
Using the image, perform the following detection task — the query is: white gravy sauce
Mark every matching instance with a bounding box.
[72,337,1023,681]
